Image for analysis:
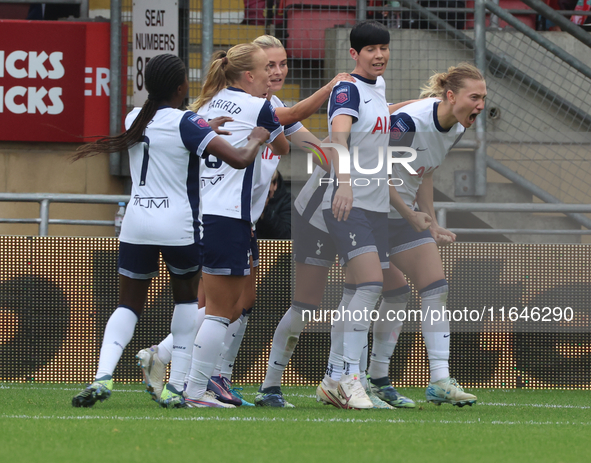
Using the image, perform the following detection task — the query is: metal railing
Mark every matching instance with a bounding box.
[435,202,591,235]
[0,193,130,236]
[1,194,590,238]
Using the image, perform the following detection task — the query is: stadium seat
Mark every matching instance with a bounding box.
[284,0,356,59]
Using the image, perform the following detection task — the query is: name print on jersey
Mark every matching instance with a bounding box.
[207,98,242,115]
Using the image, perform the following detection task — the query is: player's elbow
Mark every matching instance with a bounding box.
[271,139,290,157]
[229,157,250,169]
[225,153,251,169]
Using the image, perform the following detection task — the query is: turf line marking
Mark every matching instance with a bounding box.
[479,401,590,410]
[1,414,590,427]
[2,386,590,411]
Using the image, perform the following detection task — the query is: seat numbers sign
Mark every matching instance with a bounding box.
[132,0,179,106]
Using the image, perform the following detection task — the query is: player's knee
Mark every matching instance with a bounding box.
[419,279,448,303]
[382,284,411,304]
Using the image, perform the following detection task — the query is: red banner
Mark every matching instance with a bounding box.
[0,20,126,143]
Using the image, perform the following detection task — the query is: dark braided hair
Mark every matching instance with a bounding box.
[73,54,187,160]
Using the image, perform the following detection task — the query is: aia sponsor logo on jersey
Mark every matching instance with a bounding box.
[371,116,390,134]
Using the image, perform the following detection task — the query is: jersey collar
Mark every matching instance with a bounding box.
[433,101,451,133]
[351,73,377,85]
[227,86,247,93]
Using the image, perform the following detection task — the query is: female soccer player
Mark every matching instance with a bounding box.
[256,28,418,409]
[203,35,355,404]
[303,20,395,410]
[137,36,354,406]
[160,42,290,408]
[366,63,486,408]
[71,53,269,408]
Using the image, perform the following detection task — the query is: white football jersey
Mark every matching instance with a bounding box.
[198,87,283,222]
[322,75,391,213]
[294,165,330,232]
[389,98,465,219]
[251,95,303,224]
[119,107,217,245]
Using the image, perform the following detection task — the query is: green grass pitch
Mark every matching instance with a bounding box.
[0,383,589,463]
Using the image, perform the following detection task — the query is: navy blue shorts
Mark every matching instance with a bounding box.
[322,207,389,269]
[388,217,435,256]
[202,214,252,276]
[292,209,337,268]
[118,241,203,280]
[251,229,259,268]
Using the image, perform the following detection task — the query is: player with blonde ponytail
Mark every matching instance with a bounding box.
[366,62,486,408]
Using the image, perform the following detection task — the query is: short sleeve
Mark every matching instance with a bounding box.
[284,120,304,137]
[328,82,360,124]
[389,112,416,147]
[179,112,218,158]
[257,100,284,143]
[276,99,304,137]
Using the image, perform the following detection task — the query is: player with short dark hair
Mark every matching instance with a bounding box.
[314,20,393,410]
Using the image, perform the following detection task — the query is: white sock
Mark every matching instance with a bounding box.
[368,287,410,380]
[181,306,207,385]
[186,315,230,398]
[168,302,199,391]
[327,284,355,382]
[342,283,382,377]
[219,308,252,380]
[420,280,450,383]
[262,302,311,389]
[214,312,244,376]
[157,334,173,364]
[158,306,205,367]
[96,307,138,379]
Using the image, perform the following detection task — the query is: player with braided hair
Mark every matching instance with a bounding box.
[71,53,269,408]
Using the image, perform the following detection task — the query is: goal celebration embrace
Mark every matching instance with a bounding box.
[70,21,488,412]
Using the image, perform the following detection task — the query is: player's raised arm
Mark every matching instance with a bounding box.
[274,73,356,126]
[389,99,420,114]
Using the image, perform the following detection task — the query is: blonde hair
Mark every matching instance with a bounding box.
[253,35,284,50]
[420,63,484,99]
[189,43,263,112]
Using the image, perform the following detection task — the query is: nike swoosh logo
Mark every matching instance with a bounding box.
[337,386,352,409]
[364,99,372,104]
[274,361,287,367]
[416,147,427,151]
[443,334,450,338]
[353,328,365,331]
